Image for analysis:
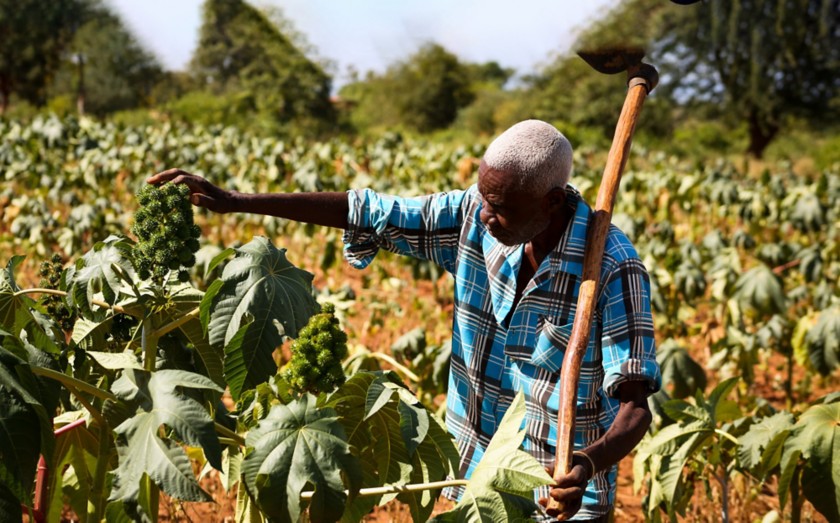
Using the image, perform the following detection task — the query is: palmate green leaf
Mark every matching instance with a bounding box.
[0,385,41,508]
[68,235,136,314]
[780,402,840,522]
[657,340,707,399]
[732,264,786,316]
[46,414,99,523]
[242,395,361,523]
[203,236,319,400]
[737,412,795,477]
[324,371,458,522]
[0,256,36,332]
[433,392,553,523]
[804,306,840,376]
[109,369,223,505]
[162,282,224,386]
[0,344,56,477]
[324,372,412,519]
[657,432,709,520]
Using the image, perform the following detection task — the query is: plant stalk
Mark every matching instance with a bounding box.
[14,288,129,315]
[365,352,421,383]
[87,421,111,523]
[300,479,469,500]
[142,315,159,372]
[63,382,106,427]
[31,367,116,402]
[715,471,729,523]
[215,422,246,447]
[153,307,200,338]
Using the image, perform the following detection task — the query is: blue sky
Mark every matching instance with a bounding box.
[108,0,619,87]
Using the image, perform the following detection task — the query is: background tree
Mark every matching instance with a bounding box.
[565,0,840,158]
[340,44,479,134]
[50,1,163,116]
[189,0,335,134]
[0,0,84,113]
[670,0,840,158]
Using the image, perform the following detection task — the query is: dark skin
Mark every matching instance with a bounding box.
[147,164,652,521]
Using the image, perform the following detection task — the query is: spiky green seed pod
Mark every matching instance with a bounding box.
[283,303,348,395]
[131,183,202,285]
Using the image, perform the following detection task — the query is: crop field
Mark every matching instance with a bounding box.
[2,115,839,522]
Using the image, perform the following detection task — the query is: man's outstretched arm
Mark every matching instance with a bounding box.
[540,380,652,520]
[147,168,349,229]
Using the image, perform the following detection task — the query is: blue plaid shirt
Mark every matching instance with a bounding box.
[343,184,661,520]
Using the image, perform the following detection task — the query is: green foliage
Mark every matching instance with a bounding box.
[202,236,320,400]
[779,397,840,522]
[433,392,553,522]
[324,371,459,522]
[190,0,335,135]
[732,264,786,317]
[663,0,840,157]
[242,394,361,523]
[803,306,840,376]
[635,378,742,520]
[131,183,201,285]
[0,0,85,110]
[109,369,223,506]
[50,0,163,116]
[656,339,707,399]
[38,254,76,332]
[737,411,794,479]
[341,43,475,133]
[67,235,136,314]
[284,303,348,395]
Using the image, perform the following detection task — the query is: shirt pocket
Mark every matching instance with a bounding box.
[506,318,573,375]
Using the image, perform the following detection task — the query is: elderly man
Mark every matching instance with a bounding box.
[148,119,661,522]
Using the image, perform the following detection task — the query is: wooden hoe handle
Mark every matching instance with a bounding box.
[546,63,658,518]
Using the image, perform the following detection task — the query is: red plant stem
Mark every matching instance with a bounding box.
[31,456,48,523]
[54,418,87,436]
[28,418,88,521]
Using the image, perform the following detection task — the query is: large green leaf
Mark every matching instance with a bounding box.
[324,371,459,522]
[68,235,136,314]
[781,402,840,522]
[732,264,786,316]
[242,395,361,523]
[433,392,553,522]
[324,372,412,520]
[0,345,56,476]
[109,369,223,504]
[0,256,34,331]
[46,414,99,523]
[203,236,319,399]
[804,306,840,376]
[737,412,795,477]
[0,483,21,522]
[161,282,224,386]
[0,385,41,507]
[657,340,707,399]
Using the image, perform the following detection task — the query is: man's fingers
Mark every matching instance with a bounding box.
[146,168,185,184]
[549,485,584,503]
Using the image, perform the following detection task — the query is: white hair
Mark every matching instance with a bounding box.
[483,119,573,195]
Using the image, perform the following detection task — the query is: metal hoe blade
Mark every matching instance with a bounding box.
[576,48,646,75]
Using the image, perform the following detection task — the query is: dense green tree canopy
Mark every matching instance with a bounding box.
[340,44,480,133]
[190,0,335,134]
[559,0,840,158]
[0,0,84,112]
[51,1,163,116]
[670,0,840,158]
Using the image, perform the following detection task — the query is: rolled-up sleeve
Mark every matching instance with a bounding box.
[342,187,470,273]
[600,257,662,398]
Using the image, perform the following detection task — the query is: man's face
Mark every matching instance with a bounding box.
[477,162,551,246]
